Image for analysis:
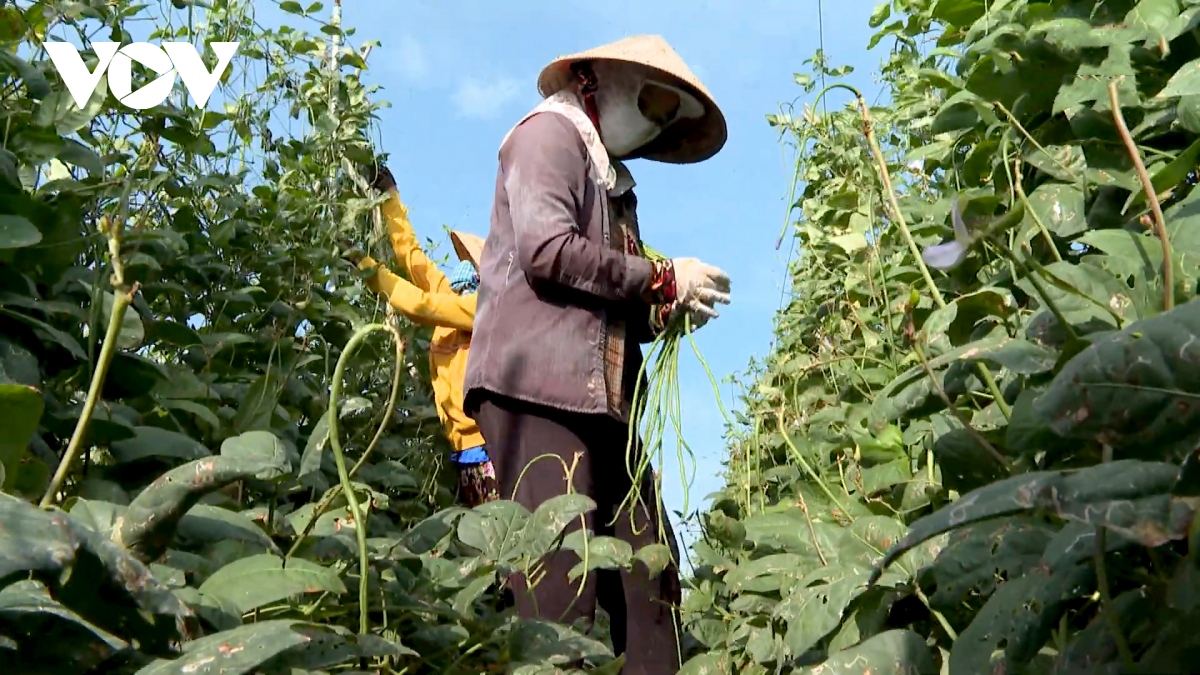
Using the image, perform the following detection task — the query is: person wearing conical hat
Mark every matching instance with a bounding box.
[462,35,731,672]
[340,166,498,509]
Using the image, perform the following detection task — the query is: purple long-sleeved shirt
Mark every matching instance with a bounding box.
[463,111,672,422]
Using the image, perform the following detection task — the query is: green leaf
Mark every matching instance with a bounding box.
[776,567,873,656]
[144,319,203,348]
[1035,300,1200,456]
[79,281,144,350]
[0,214,41,249]
[795,629,938,674]
[928,518,1059,610]
[197,554,345,615]
[1025,144,1086,183]
[973,337,1059,375]
[1015,260,1134,327]
[56,138,104,176]
[1124,135,1200,213]
[0,383,43,483]
[868,1,890,28]
[49,78,107,134]
[0,579,128,671]
[297,410,331,491]
[1026,182,1087,237]
[1077,228,1160,283]
[171,586,240,632]
[1179,94,1200,132]
[1053,43,1138,113]
[634,542,674,578]
[231,370,281,433]
[1158,57,1200,99]
[871,460,1182,582]
[0,51,49,98]
[258,624,415,670]
[134,620,317,675]
[828,232,869,254]
[1054,588,1155,672]
[948,564,1094,675]
[508,619,614,666]
[220,429,294,468]
[678,651,734,675]
[0,494,192,652]
[519,493,595,559]
[456,499,531,564]
[1125,0,1181,40]
[1040,521,1137,573]
[176,503,279,554]
[109,426,211,464]
[564,531,634,580]
[112,435,293,562]
[931,90,989,134]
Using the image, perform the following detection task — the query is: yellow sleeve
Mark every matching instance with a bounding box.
[358,257,475,332]
[379,191,453,295]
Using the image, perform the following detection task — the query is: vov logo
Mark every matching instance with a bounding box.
[44,41,240,110]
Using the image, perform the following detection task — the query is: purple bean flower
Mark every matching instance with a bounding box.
[922,197,971,271]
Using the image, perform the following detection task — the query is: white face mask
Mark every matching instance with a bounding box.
[591,62,664,157]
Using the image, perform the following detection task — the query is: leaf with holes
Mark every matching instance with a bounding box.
[197,554,345,615]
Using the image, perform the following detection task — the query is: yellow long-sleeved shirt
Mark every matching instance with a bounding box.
[357,193,485,453]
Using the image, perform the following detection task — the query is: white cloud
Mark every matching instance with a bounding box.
[389,34,429,82]
[452,76,522,119]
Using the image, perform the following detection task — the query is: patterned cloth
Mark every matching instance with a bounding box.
[449,260,480,294]
[451,446,491,464]
[456,445,498,507]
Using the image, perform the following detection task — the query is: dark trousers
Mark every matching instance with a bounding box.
[472,393,682,675]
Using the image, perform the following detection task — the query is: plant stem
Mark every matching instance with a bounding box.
[41,284,135,508]
[855,91,1011,420]
[855,94,942,307]
[350,326,405,476]
[777,415,853,520]
[914,585,959,642]
[287,326,404,561]
[1094,442,1136,669]
[987,239,1082,341]
[328,321,397,635]
[1108,81,1173,312]
[912,341,1010,471]
[1013,159,1064,263]
[41,209,137,508]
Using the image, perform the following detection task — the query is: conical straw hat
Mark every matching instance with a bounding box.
[450,231,484,268]
[535,35,727,165]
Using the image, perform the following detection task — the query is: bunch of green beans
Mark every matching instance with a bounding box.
[614,244,697,541]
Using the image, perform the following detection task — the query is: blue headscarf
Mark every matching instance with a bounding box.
[449,260,479,294]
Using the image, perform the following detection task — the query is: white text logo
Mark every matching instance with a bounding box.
[44,41,239,110]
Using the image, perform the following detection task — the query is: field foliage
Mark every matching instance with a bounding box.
[6,0,1200,674]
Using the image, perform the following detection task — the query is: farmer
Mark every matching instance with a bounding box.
[340,166,498,508]
[462,35,730,673]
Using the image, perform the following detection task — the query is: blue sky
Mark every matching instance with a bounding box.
[315,0,889,559]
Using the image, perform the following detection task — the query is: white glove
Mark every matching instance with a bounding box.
[670,257,731,328]
[677,300,716,332]
[672,257,730,306]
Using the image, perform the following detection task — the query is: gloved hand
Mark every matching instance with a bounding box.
[660,297,719,333]
[671,257,731,316]
[337,238,366,265]
[366,163,396,193]
[681,298,719,331]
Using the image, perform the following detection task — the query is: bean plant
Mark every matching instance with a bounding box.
[682,1,1200,673]
[0,0,658,672]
